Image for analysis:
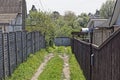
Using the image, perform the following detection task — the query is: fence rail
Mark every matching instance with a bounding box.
[0,31,45,79]
[71,28,120,80]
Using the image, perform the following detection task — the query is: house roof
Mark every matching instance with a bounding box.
[87,19,108,28]
[0,0,23,14]
[0,13,18,24]
[87,0,119,28]
[0,13,18,20]
[109,0,120,26]
[0,0,27,25]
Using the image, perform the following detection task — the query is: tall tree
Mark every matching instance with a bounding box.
[26,11,55,46]
[77,13,89,27]
[100,0,115,18]
[64,11,76,28]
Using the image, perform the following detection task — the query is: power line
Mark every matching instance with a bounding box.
[38,0,45,11]
[41,0,48,12]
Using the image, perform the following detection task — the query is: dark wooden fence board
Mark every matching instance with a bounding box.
[9,32,16,75]
[35,32,37,52]
[92,41,112,80]
[16,32,23,65]
[0,33,3,79]
[3,33,9,77]
[31,32,35,53]
[22,31,27,61]
[27,32,32,56]
[111,32,120,80]
[73,39,90,80]
[72,28,120,80]
[0,31,45,80]
[36,32,40,51]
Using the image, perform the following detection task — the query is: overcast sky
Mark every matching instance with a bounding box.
[26,0,107,15]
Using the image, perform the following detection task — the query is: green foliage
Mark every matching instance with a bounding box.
[55,46,66,53]
[46,47,55,53]
[38,56,63,80]
[26,11,55,46]
[26,10,89,47]
[45,46,86,80]
[100,0,115,18]
[77,13,89,27]
[65,47,72,55]
[69,54,86,80]
[8,49,48,80]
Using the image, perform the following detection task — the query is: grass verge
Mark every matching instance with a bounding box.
[38,55,63,80]
[69,54,86,80]
[8,49,49,80]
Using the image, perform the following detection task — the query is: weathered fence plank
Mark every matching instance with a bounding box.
[3,33,9,77]
[16,31,23,65]
[73,39,91,80]
[22,31,27,61]
[72,28,120,80]
[0,31,45,80]
[27,32,32,56]
[0,33,3,79]
[9,32,16,75]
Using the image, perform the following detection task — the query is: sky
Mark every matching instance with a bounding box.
[26,0,107,15]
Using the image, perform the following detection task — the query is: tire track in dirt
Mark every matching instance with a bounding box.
[31,53,54,80]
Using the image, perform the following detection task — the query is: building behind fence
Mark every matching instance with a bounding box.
[0,31,45,79]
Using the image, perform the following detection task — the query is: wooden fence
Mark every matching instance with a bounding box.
[0,31,45,79]
[72,28,120,80]
[72,39,91,80]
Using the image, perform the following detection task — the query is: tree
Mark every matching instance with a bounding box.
[51,11,60,20]
[26,11,55,46]
[64,11,76,28]
[77,13,89,27]
[26,7,90,46]
[100,0,115,18]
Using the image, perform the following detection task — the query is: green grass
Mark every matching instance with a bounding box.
[8,49,49,80]
[60,47,85,80]
[38,55,64,80]
[69,54,86,80]
[7,46,86,80]
[39,46,85,80]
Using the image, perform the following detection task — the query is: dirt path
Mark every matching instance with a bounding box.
[59,54,70,80]
[31,53,54,80]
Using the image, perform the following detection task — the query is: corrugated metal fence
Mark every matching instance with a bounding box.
[0,31,45,79]
[54,37,71,46]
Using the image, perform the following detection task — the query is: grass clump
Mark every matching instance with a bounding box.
[55,46,66,53]
[8,49,48,80]
[69,54,86,80]
[38,56,63,80]
[46,47,55,53]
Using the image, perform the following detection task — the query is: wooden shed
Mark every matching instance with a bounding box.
[0,0,27,33]
[90,0,120,46]
[87,19,113,45]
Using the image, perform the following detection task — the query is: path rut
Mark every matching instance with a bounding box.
[31,53,54,80]
[59,54,70,80]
